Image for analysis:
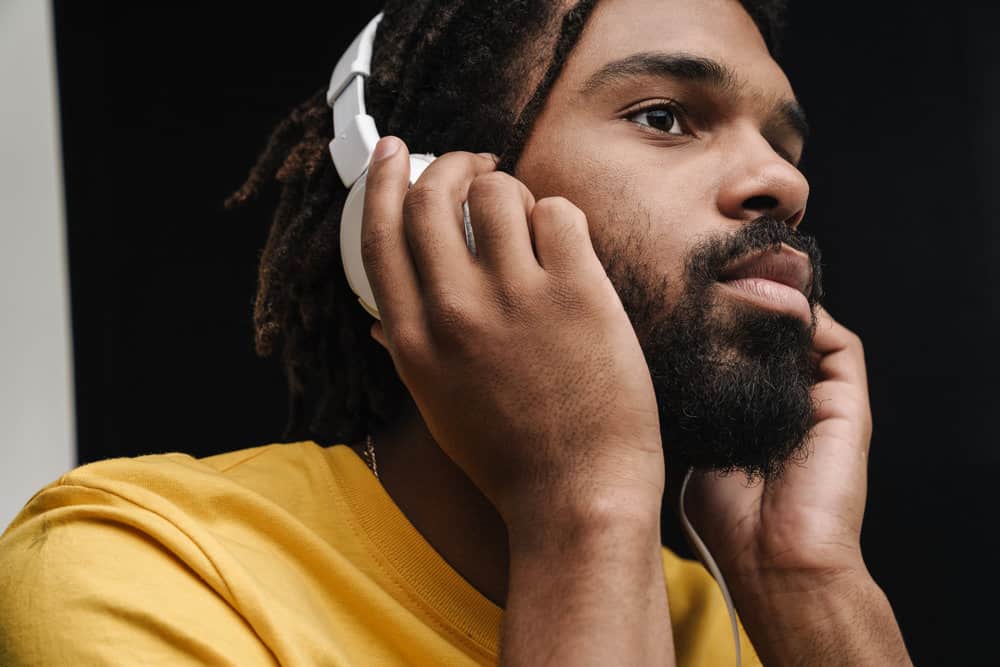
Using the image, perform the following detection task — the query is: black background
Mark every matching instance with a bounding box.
[54,2,998,664]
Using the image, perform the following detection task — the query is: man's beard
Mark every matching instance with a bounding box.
[606,217,825,482]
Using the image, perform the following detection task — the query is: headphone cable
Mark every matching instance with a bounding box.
[679,466,743,667]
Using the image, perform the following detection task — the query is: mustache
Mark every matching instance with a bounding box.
[685,216,825,305]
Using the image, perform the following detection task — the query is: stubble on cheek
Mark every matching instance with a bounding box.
[589,203,691,326]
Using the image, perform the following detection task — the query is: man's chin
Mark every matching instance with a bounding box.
[603,216,825,482]
[648,300,819,482]
[704,290,817,360]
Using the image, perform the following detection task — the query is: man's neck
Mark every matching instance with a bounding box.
[351,402,511,608]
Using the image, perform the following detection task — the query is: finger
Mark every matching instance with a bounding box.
[810,378,872,443]
[812,305,868,390]
[769,396,871,531]
[403,151,498,288]
[361,136,422,325]
[465,171,540,277]
[528,196,597,275]
[812,304,853,353]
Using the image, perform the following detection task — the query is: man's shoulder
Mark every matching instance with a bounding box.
[64,439,321,481]
[45,440,329,505]
[0,443,324,666]
[0,442,343,627]
[1,440,341,552]
[8,442,342,530]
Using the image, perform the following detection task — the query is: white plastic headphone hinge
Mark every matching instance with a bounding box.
[329,103,379,187]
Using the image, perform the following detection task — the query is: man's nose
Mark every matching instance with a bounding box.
[715,132,809,228]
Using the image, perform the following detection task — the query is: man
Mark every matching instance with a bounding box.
[0,0,912,664]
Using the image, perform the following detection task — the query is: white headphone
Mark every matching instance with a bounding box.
[327,13,474,320]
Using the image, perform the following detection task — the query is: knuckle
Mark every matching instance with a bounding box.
[381,322,430,376]
[488,279,528,316]
[481,212,515,243]
[445,150,480,163]
[468,171,514,198]
[536,201,589,251]
[403,183,445,217]
[427,288,476,333]
[385,322,424,357]
[434,151,496,178]
[534,196,585,223]
[840,325,864,351]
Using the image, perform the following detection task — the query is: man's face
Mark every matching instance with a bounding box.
[515,0,822,479]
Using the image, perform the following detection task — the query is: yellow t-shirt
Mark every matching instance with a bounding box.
[0,441,760,666]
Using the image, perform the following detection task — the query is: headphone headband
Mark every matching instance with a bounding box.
[327,13,384,187]
[327,12,449,321]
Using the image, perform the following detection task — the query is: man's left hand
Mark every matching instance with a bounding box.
[681,304,871,582]
[677,305,912,665]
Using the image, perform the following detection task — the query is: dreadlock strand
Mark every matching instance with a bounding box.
[497,0,599,173]
[382,0,468,141]
[253,177,307,356]
[224,96,314,209]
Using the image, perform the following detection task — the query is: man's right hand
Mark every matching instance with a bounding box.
[360,136,665,530]
[361,135,676,666]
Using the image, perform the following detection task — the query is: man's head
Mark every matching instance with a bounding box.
[228,0,820,480]
[513,0,822,480]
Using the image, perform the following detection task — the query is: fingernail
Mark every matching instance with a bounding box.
[477,152,499,163]
[373,136,401,162]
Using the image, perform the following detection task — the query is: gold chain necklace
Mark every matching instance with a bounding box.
[362,434,379,480]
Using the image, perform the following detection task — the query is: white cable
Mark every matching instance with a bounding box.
[679,467,742,667]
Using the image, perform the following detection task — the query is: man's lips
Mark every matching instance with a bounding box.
[718,243,813,296]
[716,244,814,322]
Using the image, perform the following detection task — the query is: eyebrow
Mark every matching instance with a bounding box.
[580,51,810,145]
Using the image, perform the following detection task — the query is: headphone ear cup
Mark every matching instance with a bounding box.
[339,154,438,320]
[340,174,379,319]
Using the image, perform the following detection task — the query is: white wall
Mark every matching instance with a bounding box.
[0,0,76,531]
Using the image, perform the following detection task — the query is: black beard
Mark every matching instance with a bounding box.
[608,217,825,482]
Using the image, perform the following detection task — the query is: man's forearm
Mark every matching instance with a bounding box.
[732,570,911,666]
[500,499,675,666]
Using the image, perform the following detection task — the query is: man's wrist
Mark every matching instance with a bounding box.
[501,495,673,666]
[506,488,662,556]
[502,473,664,551]
[731,568,912,666]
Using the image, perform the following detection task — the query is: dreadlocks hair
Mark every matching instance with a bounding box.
[225,0,791,446]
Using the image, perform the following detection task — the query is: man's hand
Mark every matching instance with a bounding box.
[679,306,912,665]
[361,137,674,665]
[361,137,663,526]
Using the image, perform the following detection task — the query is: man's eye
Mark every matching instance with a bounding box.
[626,104,685,136]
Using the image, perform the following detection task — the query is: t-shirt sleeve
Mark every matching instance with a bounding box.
[0,481,279,666]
